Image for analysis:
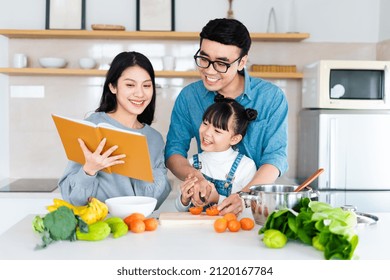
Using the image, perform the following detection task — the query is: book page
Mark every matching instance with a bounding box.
[97,122,142,135]
[52,113,96,127]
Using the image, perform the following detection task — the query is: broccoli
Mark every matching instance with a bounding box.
[32,206,87,249]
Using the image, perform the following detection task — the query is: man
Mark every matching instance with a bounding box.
[165,18,288,215]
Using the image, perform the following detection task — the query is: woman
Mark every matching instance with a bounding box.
[59,51,171,209]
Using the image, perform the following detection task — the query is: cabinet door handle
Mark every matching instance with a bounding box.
[328,117,337,188]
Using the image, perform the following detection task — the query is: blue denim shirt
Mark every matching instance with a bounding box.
[165,69,288,175]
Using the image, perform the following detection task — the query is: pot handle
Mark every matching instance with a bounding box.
[239,192,259,201]
[309,189,320,199]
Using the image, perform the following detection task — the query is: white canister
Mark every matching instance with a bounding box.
[162,56,176,71]
[13,53,28,68]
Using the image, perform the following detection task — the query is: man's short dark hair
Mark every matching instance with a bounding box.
[199,18,251,57]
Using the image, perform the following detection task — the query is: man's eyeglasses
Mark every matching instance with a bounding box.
[193,50,241,73]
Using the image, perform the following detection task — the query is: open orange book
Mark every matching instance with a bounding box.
[52,114,153,182]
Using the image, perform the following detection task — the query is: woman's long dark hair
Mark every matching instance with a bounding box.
[96,51,156,125]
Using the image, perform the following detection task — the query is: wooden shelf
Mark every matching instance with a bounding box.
[0,29,310,42]
[0,68,303,79]
[250,71,303,79]
[0,29,307,80]
[0,68,105,76]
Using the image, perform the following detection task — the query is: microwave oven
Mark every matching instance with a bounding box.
[302,60,390,109]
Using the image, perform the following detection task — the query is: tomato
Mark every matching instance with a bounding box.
[129,219,145,233]
[223,213,237,222]
[227,220,241,232]
[144,218,158,231]
[240,217,255,230]
[189,206,203,215]
[124,213,146,230]
[205,205,220,216]
[214,218,228,233]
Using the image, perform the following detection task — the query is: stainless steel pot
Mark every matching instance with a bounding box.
[240,184,320,225]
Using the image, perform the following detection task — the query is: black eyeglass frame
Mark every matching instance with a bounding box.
[193,49,242,73]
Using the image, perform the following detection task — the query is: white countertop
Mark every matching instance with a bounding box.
[0,189,61,198]
[0,189,63,236]
[0,207,388,260]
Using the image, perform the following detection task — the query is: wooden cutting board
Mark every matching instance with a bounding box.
[159,212,220,226]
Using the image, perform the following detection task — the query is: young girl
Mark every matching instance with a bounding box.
[59,51,171,209]
[175,94,257,212]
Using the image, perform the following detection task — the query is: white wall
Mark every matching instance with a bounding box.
[379,0,390,41]
[0,36,9,179]
[176,0,382,43]
[0,0,386,43]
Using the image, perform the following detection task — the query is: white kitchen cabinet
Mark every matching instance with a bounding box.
[0,191,62,235]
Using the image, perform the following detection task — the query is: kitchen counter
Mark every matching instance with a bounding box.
[0,188,62,235]
[0,188,61,198]
[0,209,388,260]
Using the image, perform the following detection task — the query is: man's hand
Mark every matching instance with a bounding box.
[188,175,213,207]
[217,193,245,216]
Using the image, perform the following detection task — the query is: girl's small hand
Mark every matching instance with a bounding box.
[191,179,214,207]
[179,176,197,206]
[79,138,126,176]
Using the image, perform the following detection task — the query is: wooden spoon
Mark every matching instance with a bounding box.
[294,168,324,192]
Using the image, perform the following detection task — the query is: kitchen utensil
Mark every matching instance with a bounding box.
[240,184,319,225]
[266,7,277,33]
[294,168,324,192]
[227,0,234,19]
[38,57,67,68]
[159,212,219,226]
[13,53,28,68]
[162,56,175,70]
[78,57,96,69]
[341,205,379,226]
[356,212,379,226]
[105,196,157,219]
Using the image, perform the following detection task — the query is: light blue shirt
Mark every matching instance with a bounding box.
[165,69,288,175]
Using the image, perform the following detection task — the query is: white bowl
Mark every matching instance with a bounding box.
[78,57,96,69]
[105,196,157,219]
[38,57,67,68]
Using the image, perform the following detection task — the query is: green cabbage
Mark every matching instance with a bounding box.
[263,229,288,248]
[259,198,359,260]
